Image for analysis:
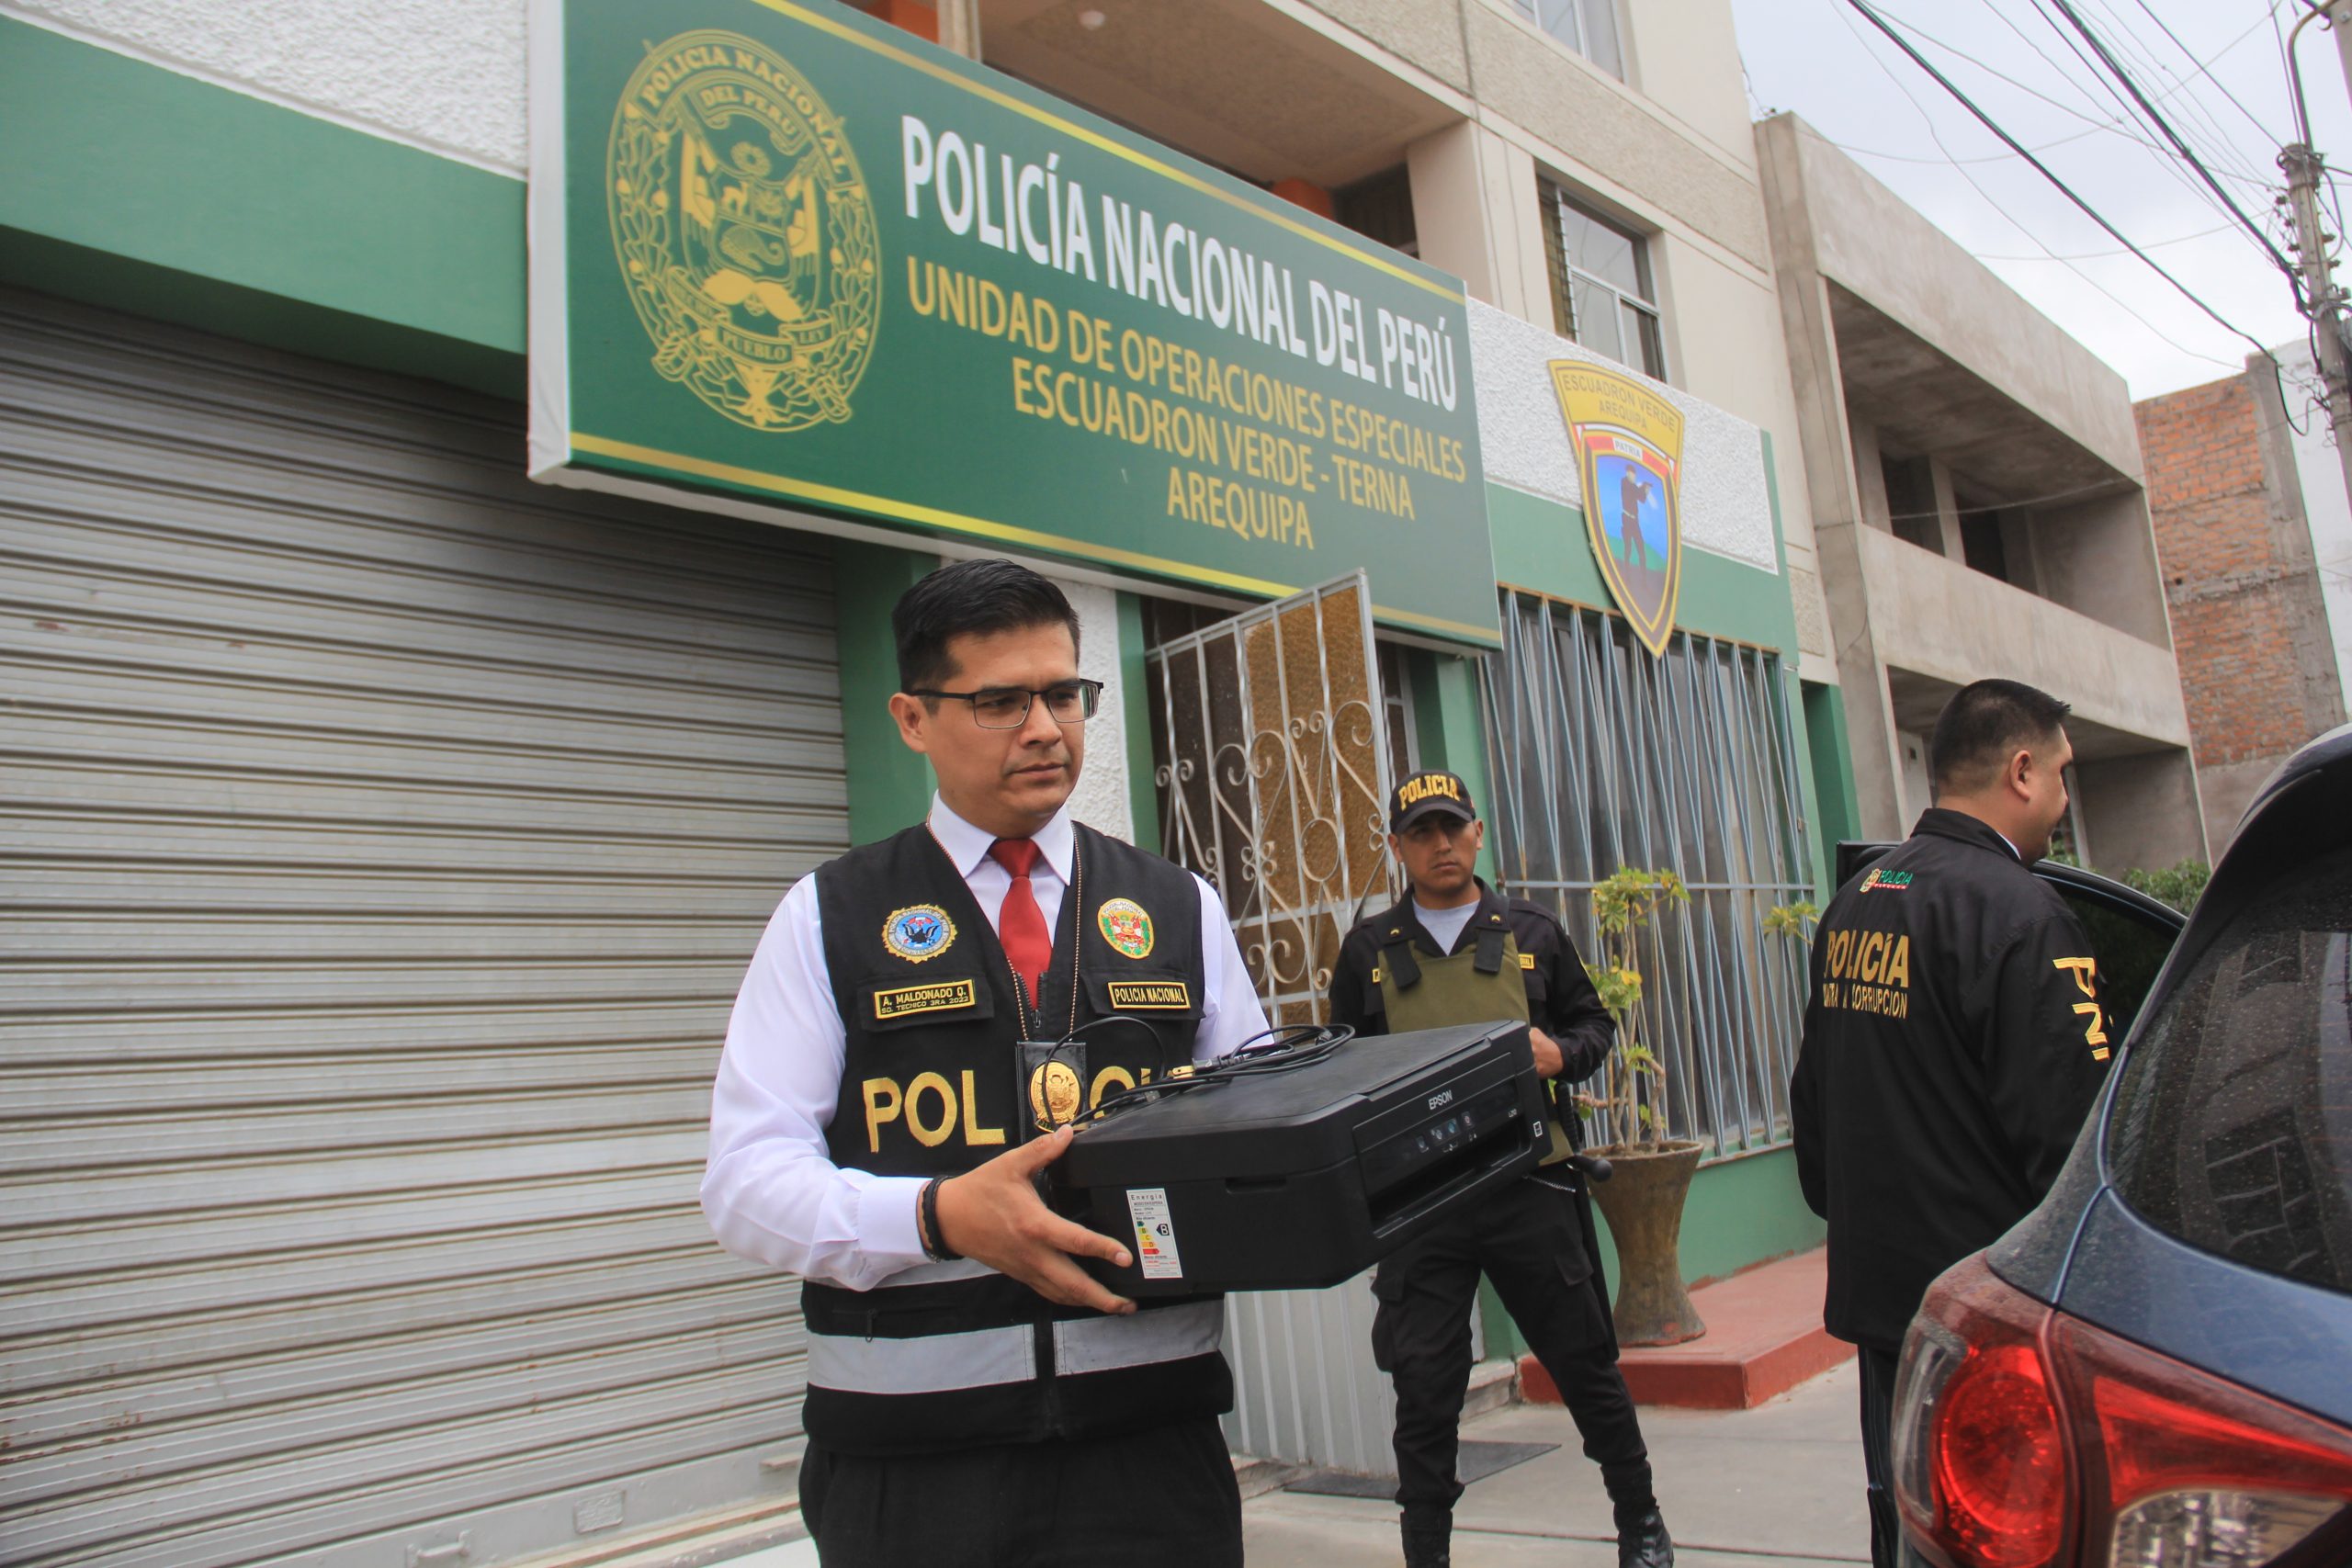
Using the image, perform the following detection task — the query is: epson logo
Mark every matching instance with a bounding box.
[1427,1090,1454,1112]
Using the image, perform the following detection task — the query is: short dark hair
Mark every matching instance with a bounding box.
[893,558,1081,692]
[1929,679,2072,798]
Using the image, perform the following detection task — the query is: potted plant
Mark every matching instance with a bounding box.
[1578,866,1706,1346]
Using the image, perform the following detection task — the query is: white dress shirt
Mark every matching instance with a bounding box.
[701,795,1270,1291]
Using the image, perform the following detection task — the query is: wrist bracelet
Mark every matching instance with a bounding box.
[921,1177,960,1263]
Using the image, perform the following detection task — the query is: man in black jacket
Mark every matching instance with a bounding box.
[1329,771,1671,1568]
[1792,680,2111,1568]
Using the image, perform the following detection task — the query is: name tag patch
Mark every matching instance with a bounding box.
[1105,979,1193,1010]
[873,978,978,1021]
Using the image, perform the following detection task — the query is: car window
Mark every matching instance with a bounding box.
[2108,848,2352,1296]
[2053,887,2174,1042]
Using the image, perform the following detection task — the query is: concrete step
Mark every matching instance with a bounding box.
[1519,1247,1852,1410]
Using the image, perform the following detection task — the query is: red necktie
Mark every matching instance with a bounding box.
[989,838,1051,1008]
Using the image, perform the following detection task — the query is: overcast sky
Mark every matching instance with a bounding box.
[1728,0,2349,408]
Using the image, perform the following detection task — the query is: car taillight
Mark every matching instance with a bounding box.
[1894,1255,2070,1568]
[1895,1253,2352,1568]
[2047,1314,2352,1567]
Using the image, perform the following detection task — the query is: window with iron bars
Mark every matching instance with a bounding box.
[1480,592,1815,1157]
[1540,182,1667,382]
[1509,0,1624,79]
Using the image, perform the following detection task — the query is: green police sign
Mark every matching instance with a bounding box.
[527,0,1497,644]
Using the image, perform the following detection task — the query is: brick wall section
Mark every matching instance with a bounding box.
[2135,375,2312,768]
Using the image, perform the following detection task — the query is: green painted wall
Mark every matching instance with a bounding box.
[1481,1147,1827,1359]
[1118,593,1162,855]
[1804,681,1862,880]
[1408,650,1498,883]
[0,17,526,396]
[831,541,937,847]
[1485,482,1802,658]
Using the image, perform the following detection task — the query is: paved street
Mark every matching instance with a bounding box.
[728,1360,1868,1568]
[1240,1360,1869,1568]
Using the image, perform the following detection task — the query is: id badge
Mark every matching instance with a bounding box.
[1016,1040,1087,1138]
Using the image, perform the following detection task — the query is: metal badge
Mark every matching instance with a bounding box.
[1017,1040,1087,1136]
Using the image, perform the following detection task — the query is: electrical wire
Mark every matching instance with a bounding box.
[1078,1024,1356,1122]
[1827,1,2245,367]
[1850,6,2279,161]
[2009,0,2279,233]
[1864,0,2289,285]
[1842,0,2287,367]
[2079,0,2277,191]
[2042,0,2304,289]
[2061,0,2267,190]
[1873,0,2274,190]
[1968,220,2234,261]
[2126,0,2291,150]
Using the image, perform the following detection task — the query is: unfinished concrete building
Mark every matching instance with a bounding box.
[1757,113,2206,872]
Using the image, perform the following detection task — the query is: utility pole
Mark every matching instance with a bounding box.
[2278,144,2352,480]
[2285,4,2352,501]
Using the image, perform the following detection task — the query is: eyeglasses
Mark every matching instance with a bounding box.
[907,678,1103,728]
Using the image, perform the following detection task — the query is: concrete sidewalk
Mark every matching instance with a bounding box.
[1242,1359,1871,1567]
[716,1359,1867,1568]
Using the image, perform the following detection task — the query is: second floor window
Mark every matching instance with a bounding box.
[1541,183,1667,380]
[1510,0,1623,79]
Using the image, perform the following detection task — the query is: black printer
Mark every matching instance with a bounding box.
[1053,1020,1546,1296]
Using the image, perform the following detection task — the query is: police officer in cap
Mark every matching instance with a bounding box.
[1792,679,2110,1568]
[703,558,1269,1567]
[1329,771,1673,1568]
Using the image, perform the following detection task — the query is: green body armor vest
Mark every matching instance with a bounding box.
[1374,921,1575,1164]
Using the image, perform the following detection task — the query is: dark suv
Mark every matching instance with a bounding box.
[1887,726,2352,1568]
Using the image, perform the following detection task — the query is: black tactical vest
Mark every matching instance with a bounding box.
[799,820,1231,1454]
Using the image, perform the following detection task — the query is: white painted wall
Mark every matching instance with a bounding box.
[1057,575,1137,843]
[1469,299,1779,573]
[2278,341,2352,704]
[6,0,528,174]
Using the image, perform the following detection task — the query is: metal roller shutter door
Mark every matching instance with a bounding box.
[0,290,843,1568]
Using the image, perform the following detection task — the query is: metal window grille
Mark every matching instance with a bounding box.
[1146,573,1397,1030]
[1480,592,1815,1158]
[1540,182,1667,381]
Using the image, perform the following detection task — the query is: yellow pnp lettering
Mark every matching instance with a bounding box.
[905,1072,956,1147]
[1089,1066,1137,1108]
[863,1077,903,1154]
[960,1068,1006,1146]
[2053,957,2098,997]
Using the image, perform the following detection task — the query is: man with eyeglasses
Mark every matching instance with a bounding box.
[702,557,1268,1567]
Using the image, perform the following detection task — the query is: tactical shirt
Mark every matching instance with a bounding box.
[1329,880,1615,1136]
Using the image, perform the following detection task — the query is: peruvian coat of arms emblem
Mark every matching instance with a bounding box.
[608,31,881,432]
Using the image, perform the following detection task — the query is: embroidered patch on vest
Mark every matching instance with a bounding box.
[1106,979,1192,1010]
[872,978,978,1021]
[882,905,956,962]
[1096,897,1155,959]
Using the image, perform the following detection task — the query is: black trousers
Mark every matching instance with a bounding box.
[1858,1342,1906,1568]
[799,1414,1240,1568]
[1372,1173,1653,1525]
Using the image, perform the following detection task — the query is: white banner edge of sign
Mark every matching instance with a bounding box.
[525,0,571,481]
